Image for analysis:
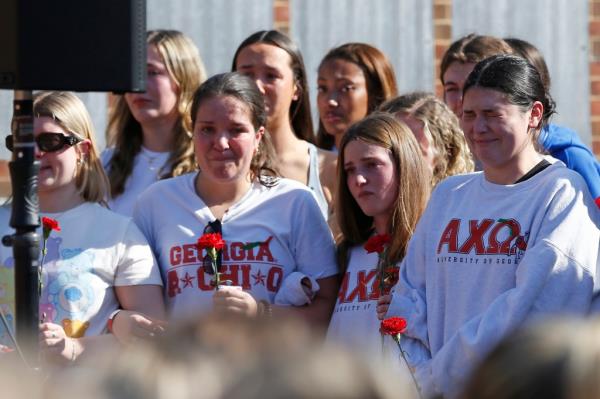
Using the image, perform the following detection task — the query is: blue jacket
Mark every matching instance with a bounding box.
[539,124,600,207]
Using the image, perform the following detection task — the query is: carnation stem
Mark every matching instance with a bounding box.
[395,336,423,399]
[39,241,47,322]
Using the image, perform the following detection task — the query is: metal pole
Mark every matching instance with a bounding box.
[4,90,40,368]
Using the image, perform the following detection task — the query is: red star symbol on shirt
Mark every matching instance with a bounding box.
[181,272,195,288]
[252,270,266,286]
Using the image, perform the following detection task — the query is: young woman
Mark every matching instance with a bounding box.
[379,55,600,398]
[326,113,430,355]
[504,37,600,208]
[440,34,512,118]
[316,43,398,151]
[112,73,337,340]
[232,30,336,221]
[102,29,206,216]
[0,92,164,364]
[379,92,474,186]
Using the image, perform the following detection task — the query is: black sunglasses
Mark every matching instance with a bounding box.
[202,219,223,276]
[5,132,83,153]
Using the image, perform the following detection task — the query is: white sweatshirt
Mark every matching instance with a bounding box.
[386,162,600,398]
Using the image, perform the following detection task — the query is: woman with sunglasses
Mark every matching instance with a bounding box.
[111,73,337,339]
[102,30,206,217]
[0,92,164,365]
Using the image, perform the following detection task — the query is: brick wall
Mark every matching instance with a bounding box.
[433,0,453,98]
[590,0,600,156]
[273,0,290,35]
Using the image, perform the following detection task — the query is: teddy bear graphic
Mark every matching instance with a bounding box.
[46,248,96,338]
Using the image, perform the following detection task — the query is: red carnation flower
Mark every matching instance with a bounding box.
[41,217,60,239]
[380,316,407,336]
[197,233,225,251]
[364,234,391,254]
[379,316,421,397]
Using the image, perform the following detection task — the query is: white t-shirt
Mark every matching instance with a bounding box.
[327,246,383,352]
[101,146,171,217]
[133,173,338,321]
[327,245,413,378]
[0,202,162,345]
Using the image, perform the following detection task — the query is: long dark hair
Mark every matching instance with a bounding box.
[232,30,315,144]
[316,43,398,150]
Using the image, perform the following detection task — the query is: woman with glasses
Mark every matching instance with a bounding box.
[110,73,337,339]
[0,92,164,365]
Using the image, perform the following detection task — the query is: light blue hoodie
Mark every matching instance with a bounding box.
[539,123,600,207]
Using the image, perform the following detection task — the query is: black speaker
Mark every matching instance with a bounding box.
[0,0,146,93]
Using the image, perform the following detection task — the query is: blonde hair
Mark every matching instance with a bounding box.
[106,29,207,198]
[336,113,430,270]
[379,92,474,186]
[34,91,109,204]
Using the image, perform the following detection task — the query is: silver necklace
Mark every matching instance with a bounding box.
[139,148,168,172]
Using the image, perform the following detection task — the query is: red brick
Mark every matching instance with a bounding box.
[591,21,600,36]
[591,100,600,115]
[434,4,451,19]
[274,4,289,23]
[592,121,600,135]
[592,81,600,95]
[593,140,600,156]
[593,2,600,18]
[593,41,600,57]
[435,24,452,39]
[436,43,449,58]
[591,62,600,75]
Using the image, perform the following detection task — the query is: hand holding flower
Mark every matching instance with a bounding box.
[376,294,392,320]
[213,286,258,317]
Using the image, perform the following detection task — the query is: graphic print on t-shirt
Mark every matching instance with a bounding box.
[166,235,284,297]
[0,236,98,343]
[436,217,530,265]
